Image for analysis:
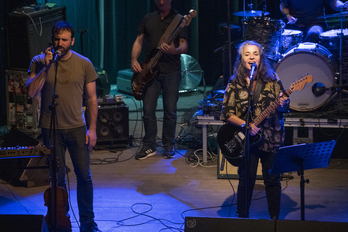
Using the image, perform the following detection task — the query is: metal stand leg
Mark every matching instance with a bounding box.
[202,124,207,165]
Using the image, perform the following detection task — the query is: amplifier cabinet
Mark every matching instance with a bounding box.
[96,104,129,148]
[6,6,66,70]
[217,148,263,179]
[116,69,133,95]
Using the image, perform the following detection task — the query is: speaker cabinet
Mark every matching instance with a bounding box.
[217,148,262,179]
[116,69,133,95]
[96,104,129,148]
[0,155,49,187]
[6,6,66,70]
[276,220,348,232]
[185,217,275,232]
[185,217,348,232]
[0,215,49,232]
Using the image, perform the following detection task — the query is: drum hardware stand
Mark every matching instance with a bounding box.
[318,13,348,114]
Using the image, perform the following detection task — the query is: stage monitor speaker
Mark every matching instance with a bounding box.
[0,155,49,187]
[185,217,348,232]
[185,217,275,232]
[96,104,129,148]
[0,214,49,232]
[217,148,262,179]
[6,6,66,70]
[276,219,348,232]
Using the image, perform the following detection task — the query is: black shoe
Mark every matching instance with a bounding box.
[271,215,278,220]
[163,145,175,159]
[80,221,101,232]
[135,148,156,160]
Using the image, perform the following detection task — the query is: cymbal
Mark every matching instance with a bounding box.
[318,11,348,19]
[233,10,269,17]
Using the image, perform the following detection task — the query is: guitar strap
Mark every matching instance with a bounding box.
[157,14,183,49]
[251,78,263,111]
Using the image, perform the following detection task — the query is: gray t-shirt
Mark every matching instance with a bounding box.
[28,51,98,129]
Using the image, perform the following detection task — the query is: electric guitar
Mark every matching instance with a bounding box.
[217,75,313,167]
[131,9,197,100]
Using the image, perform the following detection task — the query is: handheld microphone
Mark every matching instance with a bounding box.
[250,63,257,80]
[53,50,62,62]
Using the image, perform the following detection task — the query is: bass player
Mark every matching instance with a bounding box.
[130,0,188,160]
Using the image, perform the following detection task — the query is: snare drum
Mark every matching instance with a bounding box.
[276,42,337,111]
[280,29,303,53]
[245,17,285,61]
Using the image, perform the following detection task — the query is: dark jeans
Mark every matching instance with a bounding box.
[237,147,281,218]
[41,126,95,224]
[142,71,181,149]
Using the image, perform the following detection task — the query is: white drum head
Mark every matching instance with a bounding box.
[282,29,302,36]
[276,45,335,111]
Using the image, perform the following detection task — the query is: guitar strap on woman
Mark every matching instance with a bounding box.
[251,79,263,113]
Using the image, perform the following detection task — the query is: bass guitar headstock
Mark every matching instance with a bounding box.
[182,9,197,27]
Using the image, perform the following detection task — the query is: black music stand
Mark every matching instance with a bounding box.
[270,140,336,221]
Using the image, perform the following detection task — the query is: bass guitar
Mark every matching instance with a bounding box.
[217,75,313,167]
[131,9,197,100]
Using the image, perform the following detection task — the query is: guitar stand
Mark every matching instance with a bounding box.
[270,141,336,221]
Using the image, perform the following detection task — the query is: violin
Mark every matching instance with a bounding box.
[44,185,72,232]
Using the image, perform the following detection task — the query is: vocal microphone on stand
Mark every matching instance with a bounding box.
[53,50,62,63]
[250,63,257,80]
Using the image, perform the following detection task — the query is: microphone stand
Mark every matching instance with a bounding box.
[47,60,60,232]
[242,73,255,218]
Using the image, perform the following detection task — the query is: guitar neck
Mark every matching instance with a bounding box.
[167,20,184,45]
[148,20,184,68]
[252,88,292,126]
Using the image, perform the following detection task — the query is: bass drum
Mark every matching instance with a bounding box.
[275,42,337,111]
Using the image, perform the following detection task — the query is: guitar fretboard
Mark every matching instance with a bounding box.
[252,88,293,126]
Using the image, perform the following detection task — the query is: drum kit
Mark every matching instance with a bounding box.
[222,2,348,113]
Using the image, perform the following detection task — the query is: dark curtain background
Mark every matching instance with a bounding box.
[37,0,200,84]
[1,0,283,126]
[35,0,282,85]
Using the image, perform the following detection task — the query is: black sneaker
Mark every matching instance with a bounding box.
[80,221,101,232]
[135,148,156,160]
[163,145,175,159]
